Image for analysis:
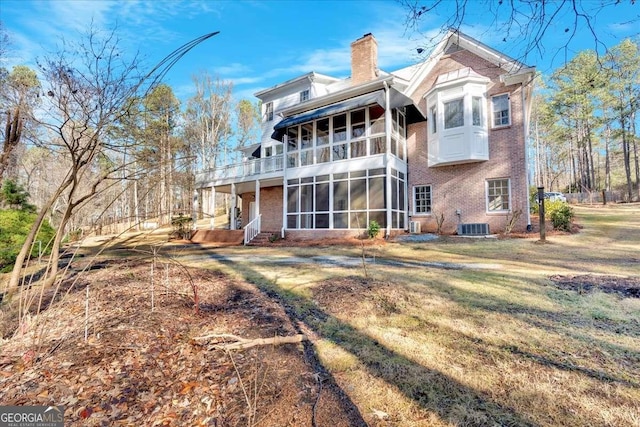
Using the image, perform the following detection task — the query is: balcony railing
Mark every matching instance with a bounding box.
[196,155,284,185]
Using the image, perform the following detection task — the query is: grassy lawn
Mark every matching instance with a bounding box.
[187,204,640,426]
[3,204,636,426]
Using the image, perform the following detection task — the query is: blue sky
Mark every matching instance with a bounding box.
[1,0,638,104]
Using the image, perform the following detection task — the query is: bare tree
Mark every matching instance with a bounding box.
[5,27,220,293]
[184,73,233,171]
[402,0,639,66]
[0,65,40,184]
[236,99,261,151]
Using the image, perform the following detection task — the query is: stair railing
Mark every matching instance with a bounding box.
[244,214,261,245]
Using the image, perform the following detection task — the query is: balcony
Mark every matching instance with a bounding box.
[196,155,284,187]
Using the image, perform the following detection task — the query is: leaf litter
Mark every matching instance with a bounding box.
[0,258,363,426]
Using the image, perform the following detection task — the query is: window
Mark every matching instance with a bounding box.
[472,97,482,126]
[414,185,432,214]
[430,105,437,133]
[492,94,510,127]
[444,98,464,129]
[300,90,309,102]
[487,179,510,211]
[265,102,273,122]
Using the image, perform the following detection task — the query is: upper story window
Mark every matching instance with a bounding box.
[430,105,437,133]
[444,98,464,129]
[472,96,483,126]
[425,67,490,167]
[265,102,274,122]
[300,90,309,102]
[282,105,405,167]
[492,94,510,127]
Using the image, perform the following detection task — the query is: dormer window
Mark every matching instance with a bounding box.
[300,90,309,102]
[425,67,490,167]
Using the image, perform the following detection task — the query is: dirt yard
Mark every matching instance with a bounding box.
[0,259,367,426]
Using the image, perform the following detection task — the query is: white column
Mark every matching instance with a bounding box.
[209,186,215,229]
[230,183,237,230]
[255,179,261,221]
[192,190,199,230]
[384,84,393,237]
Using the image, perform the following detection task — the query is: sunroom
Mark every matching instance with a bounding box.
[276,93,411,233]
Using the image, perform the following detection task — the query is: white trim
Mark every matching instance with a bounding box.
[486,178,511,213]
[413,185,432,216]
[491,93,511,128]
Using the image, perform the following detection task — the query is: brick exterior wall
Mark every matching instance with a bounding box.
[407,49,530,234]
[351,33,378,85]
[240,186,283,232]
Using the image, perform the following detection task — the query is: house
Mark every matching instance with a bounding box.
[195,30,535,243]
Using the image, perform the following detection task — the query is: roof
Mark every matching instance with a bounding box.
[404,29,534,96]
[254,72,340,98]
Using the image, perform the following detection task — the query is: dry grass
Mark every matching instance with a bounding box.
[3,204,638,426]
[192,204,640,426]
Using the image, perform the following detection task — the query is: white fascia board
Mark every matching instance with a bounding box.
[404,33,451,97]
[280,76,395,116]
[254,72,339,99]
[500,67,536,86]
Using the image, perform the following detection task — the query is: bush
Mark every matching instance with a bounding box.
[0,209,56,272]
[548,201,574,231]
[367,220,381,239]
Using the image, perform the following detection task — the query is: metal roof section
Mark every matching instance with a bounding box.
[435,66,489,84]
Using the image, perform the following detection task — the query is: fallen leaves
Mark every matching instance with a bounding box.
[0,259,331,426]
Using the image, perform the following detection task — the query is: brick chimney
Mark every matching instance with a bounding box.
[351,33,378,85]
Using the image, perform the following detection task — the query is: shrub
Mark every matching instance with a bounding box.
[548,201,574,231]
[0,209,56,272]
[367,220,381,239]
[171,214,193,239]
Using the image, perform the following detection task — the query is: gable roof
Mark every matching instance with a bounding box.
[403,29,534,97]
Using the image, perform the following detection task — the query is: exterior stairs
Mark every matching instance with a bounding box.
[246,232,278,246]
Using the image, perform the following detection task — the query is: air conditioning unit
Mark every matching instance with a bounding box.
[409,221,421,234]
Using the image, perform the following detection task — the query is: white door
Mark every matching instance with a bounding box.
[249,202,256,222]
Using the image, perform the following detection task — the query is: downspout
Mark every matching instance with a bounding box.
[281,134,288,239]
[522,79,533,231]
[383,81,392,238]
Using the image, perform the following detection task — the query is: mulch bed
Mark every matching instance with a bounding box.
[549,274,640,298]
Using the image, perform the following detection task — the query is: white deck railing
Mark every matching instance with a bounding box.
[244,214,261,245]
[196,155,284,184]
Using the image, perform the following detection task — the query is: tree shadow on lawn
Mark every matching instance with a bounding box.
[421,269,640,337]
[218,254,539,427]
[403,271,640,385]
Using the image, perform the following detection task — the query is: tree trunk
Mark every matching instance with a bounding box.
[632,113,639,200]
[605,124,611,191]
[6,175,73,294]
[0,107,23,184]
